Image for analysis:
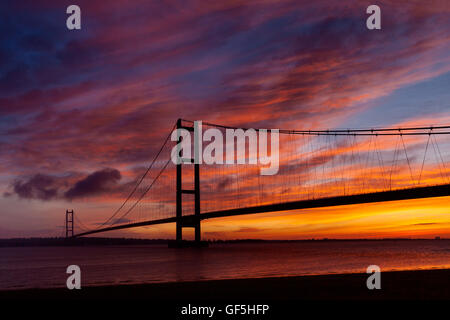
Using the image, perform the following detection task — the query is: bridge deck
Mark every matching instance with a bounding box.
[74,184,450,237]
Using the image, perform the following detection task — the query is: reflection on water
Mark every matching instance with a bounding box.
[0,240,449,290]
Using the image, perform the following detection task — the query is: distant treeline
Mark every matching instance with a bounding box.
[0,237,169,247]
[0,237,445,247]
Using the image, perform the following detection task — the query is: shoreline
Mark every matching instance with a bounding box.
[1,268,449,300]
[1,238,447,247]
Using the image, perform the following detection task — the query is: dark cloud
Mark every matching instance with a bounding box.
[0,65,32,93]
[236,227,262,233]
[217,177,233,190]
[5,168,123,201]
[64,168,122,200]
[11,173,59,201]
[112,218,131,224]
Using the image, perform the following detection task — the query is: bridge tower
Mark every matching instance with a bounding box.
[176,119,201,244]
[65,209,74,238]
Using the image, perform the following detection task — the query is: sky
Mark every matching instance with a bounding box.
[0,0,449,239]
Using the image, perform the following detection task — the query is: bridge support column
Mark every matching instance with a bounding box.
[65,209,74,238]
[194,162,201,242]
[175,119,202,245]
[176,156,182,242]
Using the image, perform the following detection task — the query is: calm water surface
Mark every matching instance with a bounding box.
[1,240,449,290]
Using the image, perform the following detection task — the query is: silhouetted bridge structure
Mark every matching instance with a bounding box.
[70,120,450,243]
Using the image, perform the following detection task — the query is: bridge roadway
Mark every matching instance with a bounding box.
[74,184,450,237]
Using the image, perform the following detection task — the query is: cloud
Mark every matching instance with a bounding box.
[217,177,233,190]
[1,0,449,178]
[10,173,59,201]
[236,227,263,233]
[112,218,132,224]
[64,168,122,200]
[5,168,123,201]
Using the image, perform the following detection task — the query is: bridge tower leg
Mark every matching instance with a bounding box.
[65,209,74,238]
[194,162,201,242]
[176,119,183,242]
[175,119,201,245]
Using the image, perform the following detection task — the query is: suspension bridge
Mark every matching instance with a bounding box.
[66,119,450,244]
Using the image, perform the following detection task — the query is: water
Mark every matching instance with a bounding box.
[1,240,449,290]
